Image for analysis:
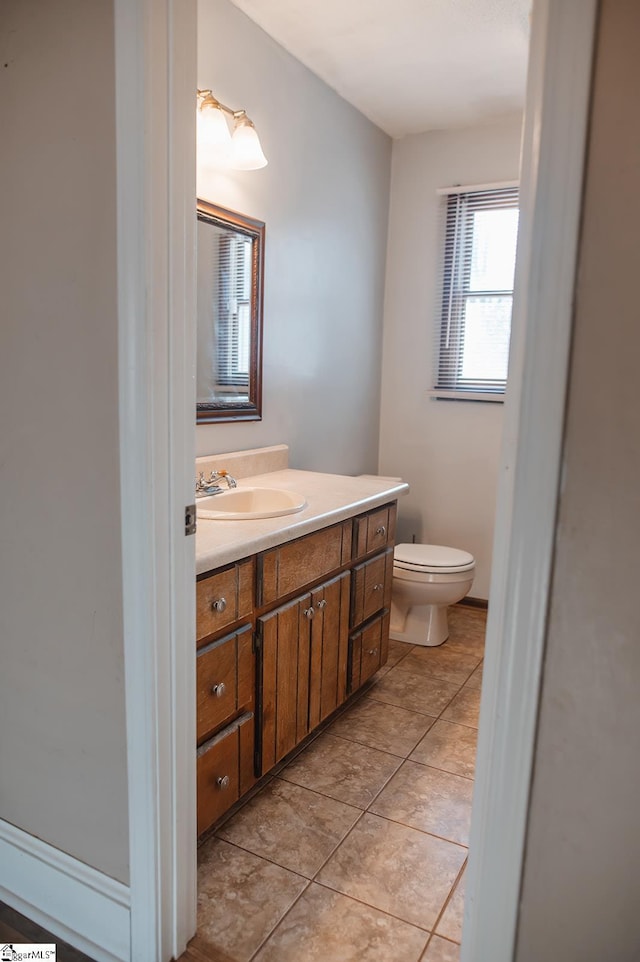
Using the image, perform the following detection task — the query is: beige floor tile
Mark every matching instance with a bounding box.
[421,935,461,962]
[317,812,466,930]
[254,882,428,962]
[370,761,473,846]
[464,661,483,690]
[444,609,487,658]
[279,732,401,808]
[217,778,360,878]
[368,666,460,716]
[394,647,481,687]
[326,695,435,757]
[387,639,415,667]
[436,866,466,943]
[441,688,481,729]
[410,720,478,779]
[197,838,307,962]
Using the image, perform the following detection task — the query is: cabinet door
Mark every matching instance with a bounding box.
[349,610,391,693]
[196,624,254,744]
[197,711,254,836]
[196,557,254,644]
[257,593,313,774]
[308,572,350,729]
[353,503,397,560]
[351,548,394,628]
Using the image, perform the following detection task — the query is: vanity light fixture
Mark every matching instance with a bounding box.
[197,89,268,171]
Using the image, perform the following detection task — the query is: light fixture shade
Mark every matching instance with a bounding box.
[197,100,232,148]
[230,119,268,170]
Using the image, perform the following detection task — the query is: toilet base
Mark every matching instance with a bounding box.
[389,601,450,647]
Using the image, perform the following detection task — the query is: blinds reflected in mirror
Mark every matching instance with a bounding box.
[215,232,252,393]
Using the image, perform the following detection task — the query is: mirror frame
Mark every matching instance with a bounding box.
[196,200,265,422]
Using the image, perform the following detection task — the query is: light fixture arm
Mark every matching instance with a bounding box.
[197,89,254,125]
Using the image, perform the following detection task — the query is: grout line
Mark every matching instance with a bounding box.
[395,755,476,783]
[319,726,429,759]
[362,806,470,852]
[428,854,468,945]
[246,878,313,962]
[311,877,435,935]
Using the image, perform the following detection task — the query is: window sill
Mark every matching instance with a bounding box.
[427,389,505,403]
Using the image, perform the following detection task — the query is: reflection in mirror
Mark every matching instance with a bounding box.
[197,201,264,422]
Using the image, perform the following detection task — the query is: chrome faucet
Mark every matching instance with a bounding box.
[195,470,238,498]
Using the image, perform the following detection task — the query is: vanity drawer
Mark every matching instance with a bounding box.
[196,625,254,744]
[197,712,255,836]
[350,548,393,627]
[257,521,352,607]
[349,610,390,692]
[196,557,255,643]
[353,503,397,559]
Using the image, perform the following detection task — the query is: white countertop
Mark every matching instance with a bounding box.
[196,468,409,575]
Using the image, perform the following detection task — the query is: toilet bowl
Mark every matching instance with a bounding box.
[390,543,475,647]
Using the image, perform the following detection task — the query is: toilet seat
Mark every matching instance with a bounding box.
[394,543,475,575]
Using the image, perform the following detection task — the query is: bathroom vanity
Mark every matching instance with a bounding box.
[194,453,408,836]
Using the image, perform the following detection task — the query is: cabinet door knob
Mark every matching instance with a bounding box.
[375,525,387,537]
[211,597,227,613]
[211,682,226,698]
[303,606,315,619]
[373,582,384,592]
[367,647,379,656]
[316,599,327,609]
[216,775,230,790]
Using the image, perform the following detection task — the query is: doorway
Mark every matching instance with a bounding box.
[117,2,598,960]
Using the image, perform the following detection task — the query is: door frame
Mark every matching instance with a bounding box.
[115,1,599,960]
[462,2,598,959]
[114,0,197,959]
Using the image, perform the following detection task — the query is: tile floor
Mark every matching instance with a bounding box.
[195,604,486,962]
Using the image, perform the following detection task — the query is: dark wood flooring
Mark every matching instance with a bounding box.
[0,901,233,962]
[0,901,96,962]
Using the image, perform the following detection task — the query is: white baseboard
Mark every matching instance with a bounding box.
[0,819,130,962]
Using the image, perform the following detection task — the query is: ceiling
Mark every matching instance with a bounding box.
[229,0,530,138]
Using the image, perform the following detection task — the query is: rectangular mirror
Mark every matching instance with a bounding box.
[196,201,264,422]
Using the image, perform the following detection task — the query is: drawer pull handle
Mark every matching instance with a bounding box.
[373,582,384,591]
[211,597,227,613]
[316,599,327,609]
[216,775,230,790]
[303,606,315,619]
[367,648,379,656]
[375,525,387,537]
[211,682,226,698]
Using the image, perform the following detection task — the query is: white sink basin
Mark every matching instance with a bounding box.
[197,487,307,520]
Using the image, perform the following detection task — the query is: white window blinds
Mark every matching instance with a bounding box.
[434,184,519,399]
[215,233,253,393]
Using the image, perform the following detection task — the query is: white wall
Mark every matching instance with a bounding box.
[0,1,129,884]
[196,0,391,475]
[516,2,640,957]
[378,119,523,599]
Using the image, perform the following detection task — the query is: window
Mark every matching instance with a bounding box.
[434,184,519,399]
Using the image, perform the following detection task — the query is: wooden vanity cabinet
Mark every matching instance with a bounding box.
[196,500,398,837]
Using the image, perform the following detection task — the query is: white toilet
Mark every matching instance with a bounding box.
[390,543,476,647]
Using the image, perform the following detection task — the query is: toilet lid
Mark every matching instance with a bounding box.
[394,543,475,572]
